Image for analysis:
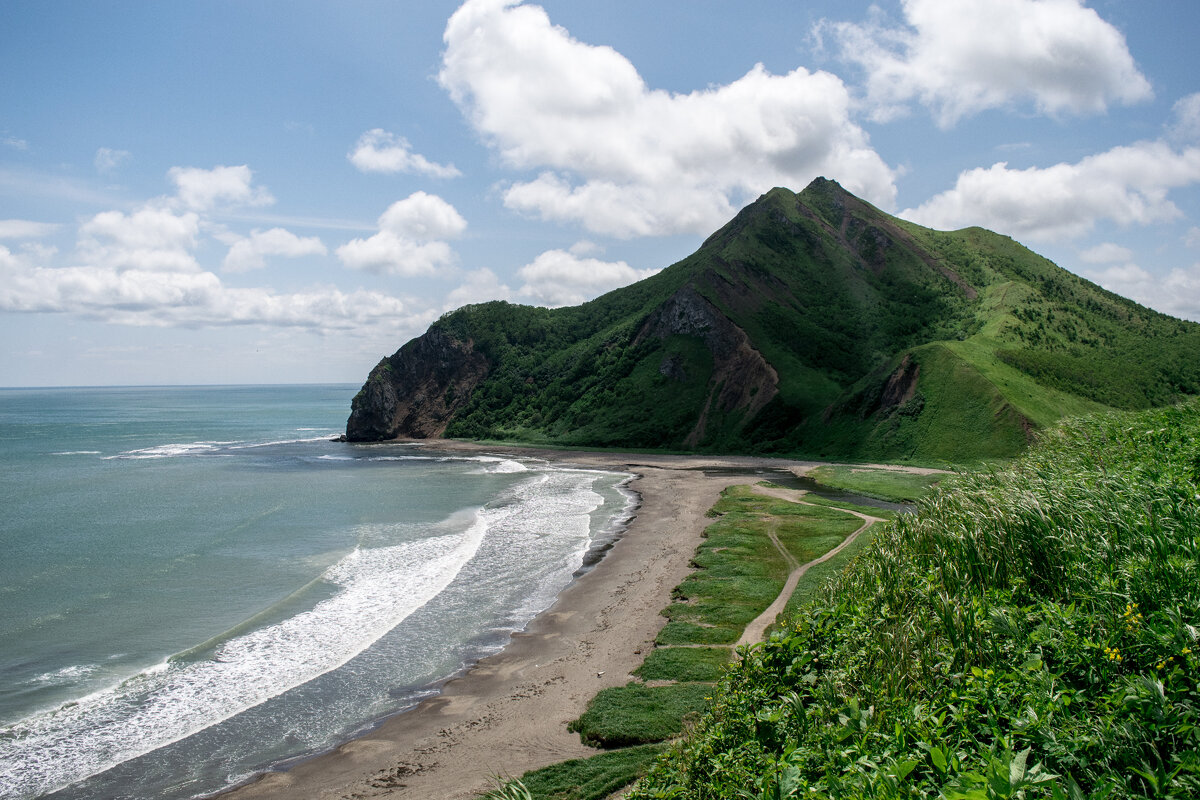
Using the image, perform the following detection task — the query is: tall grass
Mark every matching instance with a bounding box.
[631,401,1200,799]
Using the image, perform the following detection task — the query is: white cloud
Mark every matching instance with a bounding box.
[1161,265,1200,320]
[1079,242,1134,264]
[377,191,468,240]
[1084,261,1200,322]
[516,246,658,307]
[828,0,1152,127]
[77,207,201,272]
[0,244,21,273]
[337,191,467,276]
[1185,227,1200,248]
[568,240,601,257]
[168,165,275,212]
[2,136,28,151]
[0,240,420,333]
[336,234,456,277]
[0,219,60,239]
[902,141,1200,241]
[223,228,327,272]
[1169,93,1200,144]
[445,267,513,309]
[0,262,417,331]
[348,129,462,178]
[0,163,429,337]
[95,147,131,174]
[439,0,896,238]
[503,173,739,240]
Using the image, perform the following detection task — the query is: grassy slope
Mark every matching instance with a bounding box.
[488,479,940,800]
[804,465,946,503]
[776,522,881,627]
[631,401,1200,799]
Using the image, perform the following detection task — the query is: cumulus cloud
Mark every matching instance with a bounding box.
[0,163,428,337]
[0,244,21,273]
[828,0,1152,127]
[337,191,467,276]
[445,267,513,310]
[336,235,456,277]
[1159,266,1200,320]
[0,219,60,239]
[1083,260,1200,322]
[94,147,131,174]
[223,228,327,272]
[168,165,274,212]
[902,140,1200,241]
[0,261,415,330]
[516,246,658,307]
[348,129,462,178]
[77,207,201,272]
[439,0,896,237]
[377,191,468,240]
[1079,242,1134,264]
[1169,93,1200,144]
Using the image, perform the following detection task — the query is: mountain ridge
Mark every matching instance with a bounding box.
[345,178,1200,463]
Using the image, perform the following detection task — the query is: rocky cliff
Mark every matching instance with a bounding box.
[345,326,488,441]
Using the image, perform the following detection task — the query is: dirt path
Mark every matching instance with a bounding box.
[736,486,886,648]
[764,520,801,571]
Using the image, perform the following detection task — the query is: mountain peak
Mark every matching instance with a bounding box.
[346,182,1200,462]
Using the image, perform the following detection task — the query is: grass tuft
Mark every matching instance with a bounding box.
[634,647,732,683]
[568,683,713,748]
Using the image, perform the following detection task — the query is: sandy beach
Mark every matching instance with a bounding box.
[223,446,821,800]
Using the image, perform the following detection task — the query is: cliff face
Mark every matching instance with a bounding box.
[344,326,488,441]
[344,178,1200,462]
[634,286,778,447]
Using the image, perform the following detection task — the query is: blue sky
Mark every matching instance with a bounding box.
[2,0,1199,386]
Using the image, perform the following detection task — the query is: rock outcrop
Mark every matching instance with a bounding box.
[635,286,778,447]
[344,327,488,441]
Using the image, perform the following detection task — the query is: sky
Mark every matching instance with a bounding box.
[2,0,1199,387]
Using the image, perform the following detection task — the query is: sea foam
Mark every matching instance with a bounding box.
[0,517,488,799]
[0,450,632,800]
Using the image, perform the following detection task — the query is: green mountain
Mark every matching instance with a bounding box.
[345,178,1200,463]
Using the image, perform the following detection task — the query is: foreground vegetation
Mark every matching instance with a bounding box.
[630,401,1200,799]
[485,481,906,799]
[569,486,865,754]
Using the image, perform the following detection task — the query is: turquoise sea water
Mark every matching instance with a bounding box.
[0,385,635,799]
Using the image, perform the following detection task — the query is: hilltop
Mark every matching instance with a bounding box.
[346,178,1200,463]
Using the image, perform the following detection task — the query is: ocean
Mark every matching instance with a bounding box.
[0,385,636,800]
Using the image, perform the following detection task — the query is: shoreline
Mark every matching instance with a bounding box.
[223,444,820,800]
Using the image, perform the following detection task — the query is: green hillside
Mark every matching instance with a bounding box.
[346,179,1200,463]
[629,400,1200,799]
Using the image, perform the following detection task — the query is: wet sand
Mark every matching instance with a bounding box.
[224,446,819,800]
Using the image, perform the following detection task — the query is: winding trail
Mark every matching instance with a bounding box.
[736,486,886,648]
